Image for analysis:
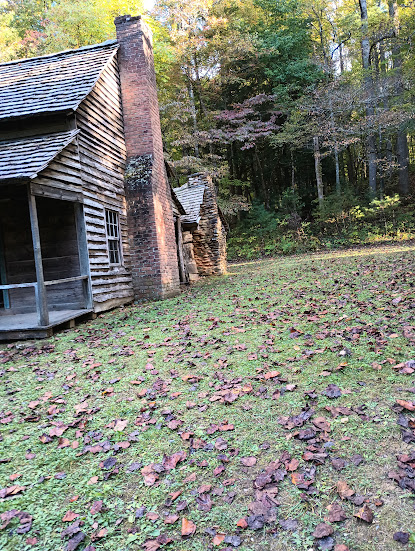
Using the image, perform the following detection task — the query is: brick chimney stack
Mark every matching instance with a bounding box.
[115,15,180,300]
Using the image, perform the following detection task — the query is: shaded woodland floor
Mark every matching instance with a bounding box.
[1,243,415,551]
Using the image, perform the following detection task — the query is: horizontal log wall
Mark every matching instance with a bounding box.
[76,54,134,310]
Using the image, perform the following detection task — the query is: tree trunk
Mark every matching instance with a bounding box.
[388,1,410,194]
[359,0,377,196]
[185,69,199,158]
[313,136,324,209]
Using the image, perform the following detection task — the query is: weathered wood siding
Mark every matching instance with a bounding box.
[76,53,134,310]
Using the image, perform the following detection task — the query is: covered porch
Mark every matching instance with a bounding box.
[0,183,93,340]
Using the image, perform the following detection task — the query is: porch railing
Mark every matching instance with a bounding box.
[0,275,90,327]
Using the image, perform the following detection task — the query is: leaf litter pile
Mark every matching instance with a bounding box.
[1,243,415,551]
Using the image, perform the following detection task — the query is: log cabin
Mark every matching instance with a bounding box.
[0,15,198,340]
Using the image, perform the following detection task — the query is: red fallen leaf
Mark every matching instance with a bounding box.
[198,484,212,494]
[169,490,182,501]
[181,518,196,536]
[312,523,333,538]
[147,512,159,521]
[129,380,142,385]
[26,537,37,545]
[213,533,225,545]
[58,438,71,448]
[241,457,257,467]
[334,546,349,551]
[69,496,79,503]
[180,432,192,440]
[396,399,415,411]
[117,441,130,449]
[237,518,248,529]
[287,458,300,471]
[9,473,21,481]
[354,504,373,523]
[90,500,103,515]
[264,370,280,379]
[336,480,355,499]
[164,514,179,524]
[248,354,258,361]
[28,401,40,409]
[62,511,79,522]
[286,384,296,391]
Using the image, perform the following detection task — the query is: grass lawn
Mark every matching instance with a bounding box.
[1,243,415,551]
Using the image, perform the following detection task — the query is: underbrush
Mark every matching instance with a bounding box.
[227,194,415,261]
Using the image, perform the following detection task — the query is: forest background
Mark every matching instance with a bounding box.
[1,0,415,259]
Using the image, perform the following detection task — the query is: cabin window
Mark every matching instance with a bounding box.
[105,210,121,265]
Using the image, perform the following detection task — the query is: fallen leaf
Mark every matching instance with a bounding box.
[354,504,373,523]
[336,480,355,499]
[312,523,333,538]
[181,518,196,537]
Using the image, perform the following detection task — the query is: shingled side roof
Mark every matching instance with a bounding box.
[0,40,118,122]
[0,130,79,182]
[173,182,206,225]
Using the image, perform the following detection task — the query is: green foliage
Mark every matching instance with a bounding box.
[228,194,415,261]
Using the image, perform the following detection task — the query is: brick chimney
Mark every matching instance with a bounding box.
[115,15,180,300]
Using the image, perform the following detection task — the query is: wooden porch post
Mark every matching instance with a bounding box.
[74,203,93,309]
[175,218,188,284]
[27,188,49,326]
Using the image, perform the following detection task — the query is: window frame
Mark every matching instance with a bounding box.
[104,209,123,267]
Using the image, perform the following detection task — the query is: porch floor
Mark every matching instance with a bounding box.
[0,309,93,340]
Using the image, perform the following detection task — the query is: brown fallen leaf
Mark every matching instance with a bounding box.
[354,504,374,523]
[396,399,415,411]
[264,370,280,379]
[236,517,248,529]
[87,476,98,485]
[336,480,355,499]
[181,517,196,537]
[0,485,26,499]
[241,457,257,467]
[287,458,300,471]
[164,514,179,524]
[326,502,347,522]
[312,522,333,538]
[212,533,225,546]
[62,511,79,522]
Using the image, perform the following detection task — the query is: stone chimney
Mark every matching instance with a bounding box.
[114,15,180,300]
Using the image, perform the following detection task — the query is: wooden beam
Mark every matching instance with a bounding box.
[0,227,10,309]
[74,203,93,310]
[27,188,49,326]
[175,218,188,284]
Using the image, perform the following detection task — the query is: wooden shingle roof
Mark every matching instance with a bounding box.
[0,41,118,122]
[0,130,79,182]
[173,182,206,225]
